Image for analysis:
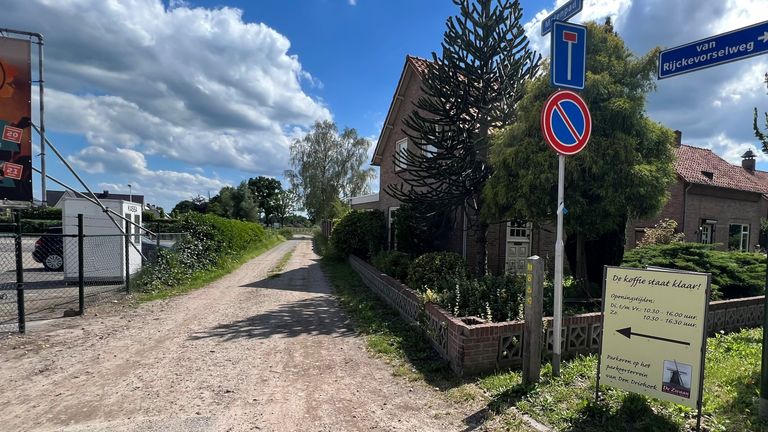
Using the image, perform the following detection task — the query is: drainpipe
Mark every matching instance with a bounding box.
[683,182,692,239]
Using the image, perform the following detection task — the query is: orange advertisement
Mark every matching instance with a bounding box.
[0,36,32,202]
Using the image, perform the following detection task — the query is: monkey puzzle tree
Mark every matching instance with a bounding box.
[386,0,540,275]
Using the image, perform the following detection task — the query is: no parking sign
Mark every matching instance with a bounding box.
[541,90,591,155]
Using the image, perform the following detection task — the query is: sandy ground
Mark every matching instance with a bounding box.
[0,238,483,432]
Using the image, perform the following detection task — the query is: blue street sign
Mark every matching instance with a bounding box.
[659,20,768,79]
[551,21,587,90]
[541,0,583,36]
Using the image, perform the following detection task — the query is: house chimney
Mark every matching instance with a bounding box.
[742,149,756,172]
[674,130,682,147]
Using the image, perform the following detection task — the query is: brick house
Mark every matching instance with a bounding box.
[352,56,554,275]
[627,132,768,252]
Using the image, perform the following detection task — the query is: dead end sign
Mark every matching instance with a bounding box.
[541,89,592,155]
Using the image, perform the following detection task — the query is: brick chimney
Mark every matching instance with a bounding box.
[742,149,756,172]
[673,130,682,147]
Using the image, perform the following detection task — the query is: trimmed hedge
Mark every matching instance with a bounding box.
[134,213,279,294]
[406,251,470,292]
[372,250,411,282]
[329,210,387,260]
[434,274,526,322]
[0,219,61,234]
[622,243,765,300]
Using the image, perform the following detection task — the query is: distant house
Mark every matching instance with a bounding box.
[628,132,768,252]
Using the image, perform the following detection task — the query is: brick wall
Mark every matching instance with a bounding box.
[349,255,765,376]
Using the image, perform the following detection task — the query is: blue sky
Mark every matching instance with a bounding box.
[1,0,767,211]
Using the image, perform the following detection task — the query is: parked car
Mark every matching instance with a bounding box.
[32,226,63,271]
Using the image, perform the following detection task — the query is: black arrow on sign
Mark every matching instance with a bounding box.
[616,327,690,346]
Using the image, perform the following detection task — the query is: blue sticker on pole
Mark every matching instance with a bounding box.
[551,21,587,91]
[659,20,768,79]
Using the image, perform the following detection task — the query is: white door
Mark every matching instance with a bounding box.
[505,222,531,274]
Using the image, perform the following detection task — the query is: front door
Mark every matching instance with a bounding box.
[505,222,531,274]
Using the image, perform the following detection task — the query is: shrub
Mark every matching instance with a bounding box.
[622,242,766,300]
[637,218,685,247]
[134,213,279,294]
[329,210,387,260]
[278,227,294,240]
[372,250,411,282]
[313,228,330,257]
[406,252,470,292]
[433,274,526,322]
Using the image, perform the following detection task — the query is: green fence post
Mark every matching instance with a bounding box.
[14,210,24,334]
[78,213,84,315]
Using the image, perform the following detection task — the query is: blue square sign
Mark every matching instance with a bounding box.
[551,21,587,90]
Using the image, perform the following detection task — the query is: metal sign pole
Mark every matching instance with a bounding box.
[553,153,565,376]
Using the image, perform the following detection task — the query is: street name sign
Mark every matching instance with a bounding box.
[541,0,583,36]
[659,19,768,79]
[541,90,591,155]
[598,266,710,411]
[551,21,587,90]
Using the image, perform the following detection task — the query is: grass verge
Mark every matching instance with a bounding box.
[477,327,766,432]
[136,235,284,302]
[268,247,295,278]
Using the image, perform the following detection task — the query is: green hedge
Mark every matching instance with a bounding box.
[372,250,411,282]
[622,243,765,300]
[406,252,469,292]
[329,210,387,260]
[433,274,526,322]
[134,213,279,294]
[0,219,60,234]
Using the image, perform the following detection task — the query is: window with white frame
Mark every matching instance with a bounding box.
[728,223,750,251]
[395,138,408,171]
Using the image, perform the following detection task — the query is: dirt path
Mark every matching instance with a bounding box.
[0,238,480,432]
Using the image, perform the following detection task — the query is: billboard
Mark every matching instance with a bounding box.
[0,36,32,203]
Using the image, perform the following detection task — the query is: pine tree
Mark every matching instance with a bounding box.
[386,0,540,275]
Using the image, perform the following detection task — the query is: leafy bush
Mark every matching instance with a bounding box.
[278,227,294,240]
[433,274,526,322]
[313,228,330,257]
[622,242,766,300]
[372,250,411,282]
[406,252,470,292]
[329,210,386,260]
[134,213,279,294]
[637,218,685,247]
[0,219,61,234]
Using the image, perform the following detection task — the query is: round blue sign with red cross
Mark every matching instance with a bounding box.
[541,90,592,155]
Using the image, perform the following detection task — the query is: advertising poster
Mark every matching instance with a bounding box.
[599,267,709,409]
[0,36,32,203]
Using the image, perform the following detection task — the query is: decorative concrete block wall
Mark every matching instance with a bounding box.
[348,255,764,376]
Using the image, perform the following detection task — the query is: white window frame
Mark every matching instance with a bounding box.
[395,138,408,172]
[728,223,750,252]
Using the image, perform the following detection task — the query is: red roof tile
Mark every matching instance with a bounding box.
[674,145,768,194]
[406,55,431,76]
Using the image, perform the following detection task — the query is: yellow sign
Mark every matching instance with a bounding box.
[599,266,709,409]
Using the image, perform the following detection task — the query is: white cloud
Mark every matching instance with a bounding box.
[5,0,330,178]
[349,0,358,5]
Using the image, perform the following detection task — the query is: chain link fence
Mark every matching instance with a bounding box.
[0,214,186,333]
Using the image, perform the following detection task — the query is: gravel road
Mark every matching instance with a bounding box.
[0,238,480,432]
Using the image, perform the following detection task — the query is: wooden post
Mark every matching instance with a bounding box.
[522,255,544,385]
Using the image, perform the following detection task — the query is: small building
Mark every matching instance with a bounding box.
[628,132,768,252]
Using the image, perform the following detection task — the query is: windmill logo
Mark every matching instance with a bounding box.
[662,360,692,398]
